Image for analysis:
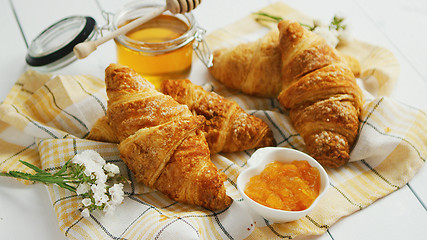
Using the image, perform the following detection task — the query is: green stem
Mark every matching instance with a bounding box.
[57,182,77,192]
[253,12,318,31]
[18,160,45,173]
[7,170,70,182]
[299,23,317,31]
[253,12,283,23]
[1,165,79,193]
[0,172,12,177]
[54,159,72,176]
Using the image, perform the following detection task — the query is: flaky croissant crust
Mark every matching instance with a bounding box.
[160,79,276,154]
[208,19,364,168]
[105,64,232,210]
[277,20,363,168]
[209,30,283,97]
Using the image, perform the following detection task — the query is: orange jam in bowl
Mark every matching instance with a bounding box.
[244,160,320,211]
[113,1,198,89]
[237,147,329,223]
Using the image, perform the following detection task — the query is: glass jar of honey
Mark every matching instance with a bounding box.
[112,0,205,89]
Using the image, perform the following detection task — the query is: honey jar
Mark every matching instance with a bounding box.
[112,0,205,89]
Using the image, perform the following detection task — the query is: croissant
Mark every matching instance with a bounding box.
[87,116,119,143]
[209,20,364,168]
[160,79,276,154]
[208,30,361,96]
[277,20,363,168]
[209,30,282,97]
[105,63,232,210]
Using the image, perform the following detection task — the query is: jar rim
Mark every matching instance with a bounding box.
[26,16,97,70]
[112,0,197,53]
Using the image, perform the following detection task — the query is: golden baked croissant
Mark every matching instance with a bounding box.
[87,116,119,143]
[209,30,282,97]
[208,30,361,96]
[209,20,364,168]
[277,20,363,168]
[105,63,232,210]
[160,79,276,154]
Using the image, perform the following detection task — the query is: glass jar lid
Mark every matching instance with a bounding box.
[26,16,97,72]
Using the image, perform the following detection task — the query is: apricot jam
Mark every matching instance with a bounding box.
[244,161,320,211]
[115,14,194,89]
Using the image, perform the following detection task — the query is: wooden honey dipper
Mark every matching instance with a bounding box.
[73,0,202,59]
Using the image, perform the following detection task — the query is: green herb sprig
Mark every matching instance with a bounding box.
[253,12,283,23]
[253,12,347,32]
[0,150,127,217]
[0,159,78,192]
[329,15,347,31]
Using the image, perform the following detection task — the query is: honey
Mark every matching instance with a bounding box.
[244,160,320,211]
[114,11,197,89]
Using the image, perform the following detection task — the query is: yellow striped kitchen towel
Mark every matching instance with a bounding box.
[0,2,426,240]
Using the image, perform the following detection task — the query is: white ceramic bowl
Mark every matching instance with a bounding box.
[237,147,329,223]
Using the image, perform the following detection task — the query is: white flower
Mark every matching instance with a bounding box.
[94,194,109,206]
[11,149,126,218]
[76,182,90,195]
[104,163,120,175]
[72,150,106,177]
[81,208,90,218]
[94,169,107,185]
[91,182,106,194]
[313,26,339,48]
[93,192,108,206]
[83,164,94,176]
[82,198,92,207]
[83,160,103,177]
[91,182,106,193]
[90,182,108,206]
[70,150,125,217]
[72,150,105,166]
[109,183,125,205]
[80,150,106,166]
[71,154,85,165]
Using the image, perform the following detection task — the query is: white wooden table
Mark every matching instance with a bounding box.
[0,0,426,239]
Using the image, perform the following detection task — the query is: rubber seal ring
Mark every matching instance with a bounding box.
[26,16,96,67]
